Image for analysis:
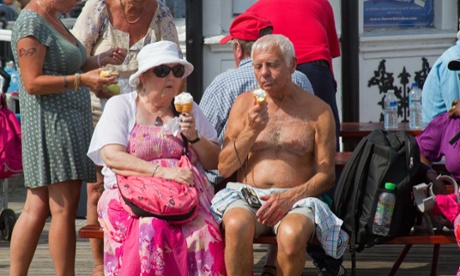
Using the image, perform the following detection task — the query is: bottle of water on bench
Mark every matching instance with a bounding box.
[373,182,396,236]
[409,82,422,129]
[384,90,398,130]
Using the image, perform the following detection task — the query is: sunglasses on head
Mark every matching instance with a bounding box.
[152,65,185,78]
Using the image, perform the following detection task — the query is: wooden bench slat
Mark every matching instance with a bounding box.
[385,233,456,244]
[79,223,456,245]
[78,224,103,239]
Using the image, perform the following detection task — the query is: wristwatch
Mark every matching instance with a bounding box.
[189,130,201,144]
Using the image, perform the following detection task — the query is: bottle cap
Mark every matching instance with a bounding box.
[412,82,417,88]
[385,182,396,190]
[6,61,14,69]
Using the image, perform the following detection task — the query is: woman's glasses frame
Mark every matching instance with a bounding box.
[152,65,185,78]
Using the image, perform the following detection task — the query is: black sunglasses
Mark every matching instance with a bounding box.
[152,65,185,78]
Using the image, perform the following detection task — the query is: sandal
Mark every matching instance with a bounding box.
[261,265,276,276]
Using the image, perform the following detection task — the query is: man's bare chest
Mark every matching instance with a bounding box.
[253,113,315,154]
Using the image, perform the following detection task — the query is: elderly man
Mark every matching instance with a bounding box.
[211,34,347,275]
[200,11,313,188]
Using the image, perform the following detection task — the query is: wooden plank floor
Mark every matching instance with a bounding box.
[1,179,459,275]
[1,227,459,275]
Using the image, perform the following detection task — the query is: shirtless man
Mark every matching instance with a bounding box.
[211,34,345,275]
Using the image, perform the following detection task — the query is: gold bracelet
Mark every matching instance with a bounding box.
[74,73,81,91]
[152,165,159,176]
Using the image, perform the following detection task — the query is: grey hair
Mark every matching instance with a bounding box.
[251,34,295,66]
[231,39,256,56]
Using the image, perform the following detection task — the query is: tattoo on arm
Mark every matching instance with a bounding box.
[18,47,37,57]
[63,76,69,88]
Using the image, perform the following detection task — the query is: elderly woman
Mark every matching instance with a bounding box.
[416,100,460,275]
[87,41,226,275]
[72,1,182,272]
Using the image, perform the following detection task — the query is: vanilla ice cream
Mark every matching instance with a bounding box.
[253,88,267,105]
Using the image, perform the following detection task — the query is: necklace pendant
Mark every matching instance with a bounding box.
[154,116,163,126]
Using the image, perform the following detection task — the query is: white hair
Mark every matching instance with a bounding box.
[251,34,295,66]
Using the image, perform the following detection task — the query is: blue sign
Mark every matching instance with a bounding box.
[364,0,433,29]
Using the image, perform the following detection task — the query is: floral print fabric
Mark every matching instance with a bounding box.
[98,123,226,275]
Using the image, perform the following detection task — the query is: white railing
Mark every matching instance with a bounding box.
[0,29,11,42]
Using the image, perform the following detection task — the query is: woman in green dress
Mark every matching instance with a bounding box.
[8,0,127,275]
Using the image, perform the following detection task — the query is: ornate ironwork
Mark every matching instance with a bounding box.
[368,58,431,123]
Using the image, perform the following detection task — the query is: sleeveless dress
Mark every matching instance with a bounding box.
[97,123,226,276]
[11,10,96,187]
[72,0,181,116]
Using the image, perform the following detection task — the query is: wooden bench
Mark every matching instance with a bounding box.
[78,224,456,276]
[78,151,451,275]
[334,152,446,172]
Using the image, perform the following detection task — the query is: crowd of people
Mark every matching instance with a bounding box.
[8,0,460,275]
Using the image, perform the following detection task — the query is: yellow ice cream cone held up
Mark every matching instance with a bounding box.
[252,88,267,105]
[174,103,183,113]
[174,92,194,113]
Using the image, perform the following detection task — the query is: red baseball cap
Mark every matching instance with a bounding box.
[220,12,273,44]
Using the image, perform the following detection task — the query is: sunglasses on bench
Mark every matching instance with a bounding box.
[152,65,185,78]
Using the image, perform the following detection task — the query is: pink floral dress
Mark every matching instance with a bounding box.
[97,123,226,275]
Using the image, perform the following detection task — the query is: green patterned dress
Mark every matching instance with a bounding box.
[11,11,96,188]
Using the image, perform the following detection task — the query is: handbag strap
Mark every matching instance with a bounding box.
[0,93,6,109]
[171,100,189,156]
[436,175,459,203]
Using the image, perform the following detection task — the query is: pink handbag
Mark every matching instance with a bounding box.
[414,175,460,229]
[0,94,22,179]
[432,176,460,224]
[117,155,199,225]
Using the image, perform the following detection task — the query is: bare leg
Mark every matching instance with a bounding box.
[87,167,104,275]
[10,187,50,276]
[276,213,313,276]
[48,180,82,276]
[223,208,256,276]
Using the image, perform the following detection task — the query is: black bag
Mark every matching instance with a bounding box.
[333,129,428,273]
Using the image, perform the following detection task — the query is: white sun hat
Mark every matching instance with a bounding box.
[128,41,194,87]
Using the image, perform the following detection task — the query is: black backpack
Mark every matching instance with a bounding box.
[333,129,428,274]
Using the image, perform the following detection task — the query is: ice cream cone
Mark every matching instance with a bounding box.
[174,92,194,113]
[252,89,267,105]
[181,102,193,113]
[253,95,266,105]
[174,103,183,113]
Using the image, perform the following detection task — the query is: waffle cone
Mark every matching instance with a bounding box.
[253,95,266,105]
[182,102,193,113]
[174,103,183,113]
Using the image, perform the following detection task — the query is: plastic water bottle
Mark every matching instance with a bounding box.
[373,182,396,236]
[384,90,398,129]
[409,82,422,129]
[5,61,19,93]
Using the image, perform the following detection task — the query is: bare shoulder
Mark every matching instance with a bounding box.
[232,90,254,110]
[295,86,331,114]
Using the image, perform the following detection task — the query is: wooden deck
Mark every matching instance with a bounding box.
[1,180,459,275]
[1,220,459,275]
